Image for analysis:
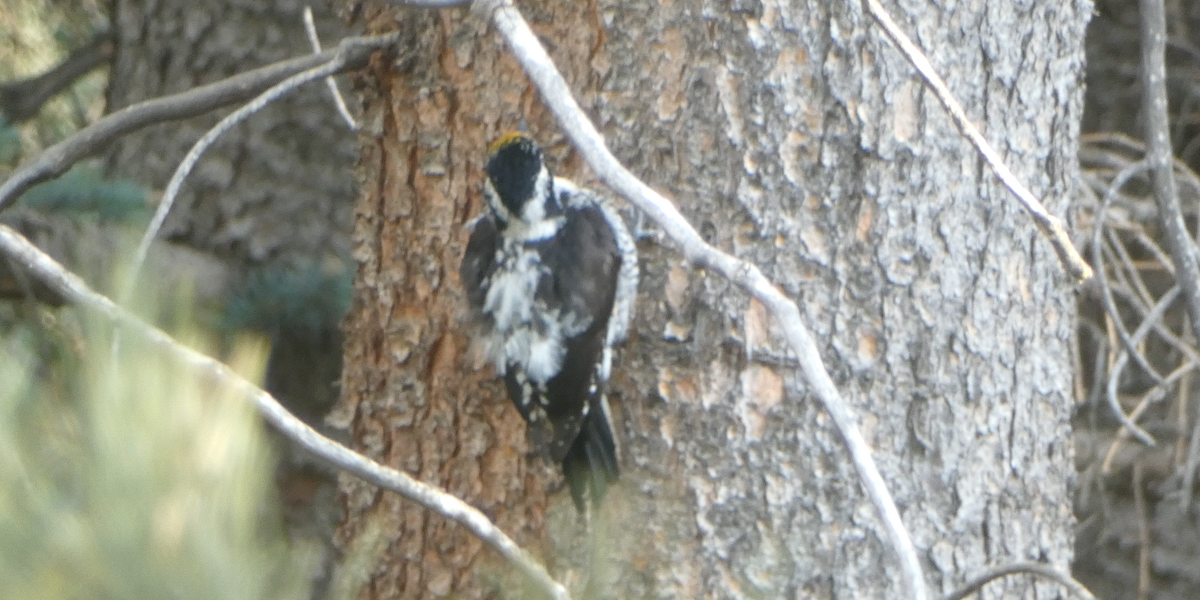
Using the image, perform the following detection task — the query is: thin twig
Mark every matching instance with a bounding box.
[1131,228,1176,277]
[1134,461,1151,600]
[1100,241,1150,315]
[1183,380,1200,508]
[0,223,569,600]
[1102,285,1181,450]
[0,35,392,213]
[1074,322,1087,404]
[862,0,1092,282]
[1101,388,1158,475]
[1101,283,1200,366]
[1085,132,1154,155]
[474,0,927,598]
[1175,372,1190,467]
[1086,336,1109,416]
[1140,0,1200,362]
[1092,162,1161,445]
[1083,132,1200,217]
[124,34,397,298]
[941,561,1097,600]
[1098,245,1170,390]
[303,6,357,130]
[1106,227,1156,309]
[1100,362,1199,474]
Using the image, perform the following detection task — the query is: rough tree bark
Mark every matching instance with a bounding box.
[339,1,1088,598]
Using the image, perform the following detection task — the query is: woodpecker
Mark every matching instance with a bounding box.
[460,132,638,510]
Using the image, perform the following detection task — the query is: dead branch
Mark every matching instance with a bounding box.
[1135,462,1151,600]
[861,0,1093,282]
[302,6,357,130]
[0,224,569,600]
[1139,0,1200,367]
[1093,160,1163,446]
[0,34,389,213]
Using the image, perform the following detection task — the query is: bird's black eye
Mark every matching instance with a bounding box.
[486,139,544,216]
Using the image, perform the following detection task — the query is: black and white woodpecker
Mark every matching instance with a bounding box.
[460,132,638,510]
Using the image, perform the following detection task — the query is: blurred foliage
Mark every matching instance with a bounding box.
[0,303,317,600]
[1,3,350,598]
[223,265,353,339]
[0,115,20,164]
[18,163,148,222]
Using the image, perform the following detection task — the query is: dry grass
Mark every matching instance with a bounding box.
[0,300,318,600]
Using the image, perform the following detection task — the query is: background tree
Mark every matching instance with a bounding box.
[101,1,360,594]
[105,0,354,268]
[338,1,1086,598]
[104,0,354,417]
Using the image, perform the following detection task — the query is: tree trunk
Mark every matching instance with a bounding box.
[339,1,1088,598]
[105,0,355,267]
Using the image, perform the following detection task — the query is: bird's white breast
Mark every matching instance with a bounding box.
[481,240,590,384]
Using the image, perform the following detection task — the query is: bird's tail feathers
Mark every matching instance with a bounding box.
[562,395,620,512]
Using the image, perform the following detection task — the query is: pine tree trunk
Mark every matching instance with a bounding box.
[339,1,1089,597]
[105,0,355,267]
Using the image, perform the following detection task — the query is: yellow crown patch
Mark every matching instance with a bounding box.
[488,131,535,156]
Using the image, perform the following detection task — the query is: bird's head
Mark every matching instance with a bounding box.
[484,132,559,225]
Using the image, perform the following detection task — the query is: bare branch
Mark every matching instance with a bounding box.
[1134,462,1152,600]
[1102,286,1190,452]
[1139,0,1200,385]
[0,31,114,124]
[1175,373,1190,467]
[1092,160,1161,446]
[0,34,389,213]
[1183,380,1200,506]
[303,7,357,130]
[1101,384,1163,475]
[125,33,397,298]
[474,0,928,598]
[941,561,1097,600]
[0,209,234,307]
[0,223,569,600]
[862,0,1093,283]
[1098,281,1200,365]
